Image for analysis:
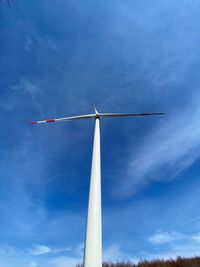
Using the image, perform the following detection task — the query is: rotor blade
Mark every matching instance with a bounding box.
[99,112,165,118]
[28,114,96,124]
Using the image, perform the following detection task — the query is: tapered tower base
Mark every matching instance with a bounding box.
[83,118,102,267]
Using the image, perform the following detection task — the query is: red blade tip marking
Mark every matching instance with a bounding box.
[28,121,37,124]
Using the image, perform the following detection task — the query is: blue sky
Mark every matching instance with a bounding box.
[0,0,200,266]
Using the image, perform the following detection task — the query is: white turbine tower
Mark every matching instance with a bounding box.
[29,108,164,267]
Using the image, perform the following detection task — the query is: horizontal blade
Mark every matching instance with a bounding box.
[99,112,165,118]
[28,114,96,124]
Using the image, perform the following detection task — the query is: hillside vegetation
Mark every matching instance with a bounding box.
[76,256,200,267]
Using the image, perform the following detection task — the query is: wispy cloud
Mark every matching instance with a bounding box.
[148,230,184,245]
[146,229,200,260]
[31,245,52,255]
[25,36,32,53]
[103,244,126,262]
[0,246,37,267]
[11,79,43,96]
[29,263,38,267]
[49,256,81,267]
[31,244,71,255]
[0,243,80,267]
[103,244,139,263]
[116,92,200,196]
[191,232,200,242]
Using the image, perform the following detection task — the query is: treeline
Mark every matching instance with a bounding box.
[76,256,200,267]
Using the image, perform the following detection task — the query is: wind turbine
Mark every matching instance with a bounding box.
[29,108,164,267]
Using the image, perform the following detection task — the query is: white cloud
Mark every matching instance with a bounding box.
[25,36,32,53]
[0,244,79,267]
[191,232,200,242]
[3,79,44,112]
[146,240,200,261]
[74,242,84,257]
[31,245,52,255]
[117,91,200,196]
[0,245,22,256]
[49,256,81,267]
[146,229,200,260]
[31,244,71,255]
[103,244,124,262]
[103,244,139,263]
[11,79,42,96]
[0,246,37,267]
[148,230,183,245]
